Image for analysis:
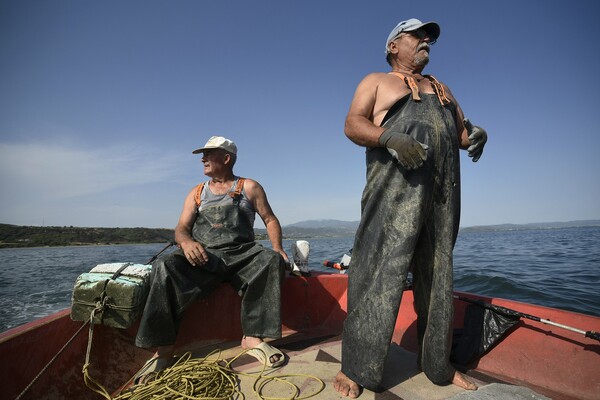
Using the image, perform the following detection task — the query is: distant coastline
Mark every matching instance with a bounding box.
[1,219,599,248]
[0,224,174,249]
[458,219,600,233]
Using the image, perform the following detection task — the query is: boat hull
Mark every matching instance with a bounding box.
[1,273,599,399]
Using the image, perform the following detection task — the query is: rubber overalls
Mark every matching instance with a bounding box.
[135,179,284,349]
[341,83,461,390]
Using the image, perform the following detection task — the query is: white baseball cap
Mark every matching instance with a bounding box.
[385,18,440,53]
[192,136,237,155]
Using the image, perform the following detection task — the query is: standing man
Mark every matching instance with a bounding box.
[134,136,289,382]
[334,19,487,397]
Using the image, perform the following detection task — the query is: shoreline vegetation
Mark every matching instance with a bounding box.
[1,220,599,249]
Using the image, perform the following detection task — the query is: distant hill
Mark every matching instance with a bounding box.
[284,219,359,237]
[257,219,360,238]
[459,220,600,233]
[286,219,359,229]
[1,219,598,248]
[275,219,600,237]
[0,224,174,248]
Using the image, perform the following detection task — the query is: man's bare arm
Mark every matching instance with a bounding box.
[245,179,288,261]
[344,74,387,147]
[441,84,471,149]
[175,188,209,266]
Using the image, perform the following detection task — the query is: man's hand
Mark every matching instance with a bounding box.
[273,249,291,270]
[464,118,487,162]
[180,240,209,267]
[275,249,289,263]
[379,129,428,170]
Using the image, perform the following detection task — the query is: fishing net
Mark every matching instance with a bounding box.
[451,304,520,366]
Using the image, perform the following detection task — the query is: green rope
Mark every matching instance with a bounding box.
[82,296,114,400]
[112,349,325,400]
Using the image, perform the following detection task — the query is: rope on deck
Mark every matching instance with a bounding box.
[112,349,325,400]
[77,275,325,399]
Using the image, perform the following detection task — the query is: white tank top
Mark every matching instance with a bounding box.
[198,177,256,226]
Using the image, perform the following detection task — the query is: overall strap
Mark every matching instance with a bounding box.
[229,177,246,199]
[194,177,246,207]
[389,72,451,106]
[389,71,421,101]
[194,183,205,207]
[424,74,451,106]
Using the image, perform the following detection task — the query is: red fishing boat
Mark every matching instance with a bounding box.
[1,273,599,400]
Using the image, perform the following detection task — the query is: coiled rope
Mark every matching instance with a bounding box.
[111,349,325,400]
[80,293,325,399]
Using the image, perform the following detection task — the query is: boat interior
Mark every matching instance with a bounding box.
[2,273,599,399]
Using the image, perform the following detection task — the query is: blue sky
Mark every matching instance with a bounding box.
[1,0,599,229]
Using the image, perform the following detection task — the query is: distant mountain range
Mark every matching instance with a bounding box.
[275,219,359,238]
[286,219,359,229]
[459,219,600,233]
[266,219,600,238]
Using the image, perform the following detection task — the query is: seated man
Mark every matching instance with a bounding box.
[134,135,289,381]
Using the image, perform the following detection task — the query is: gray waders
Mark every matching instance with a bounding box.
[135,201,284,349]
[342,93,461,391]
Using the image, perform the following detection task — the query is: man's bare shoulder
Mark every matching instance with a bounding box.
[358,72,396,86]
[441,81,458,102]
[186,184,201,199]
[354,72,405,102]
[363,71,389,80]
[241,178,263,195]
[360,71,410,91]
[426,76,459,105]
[241,177,259,187]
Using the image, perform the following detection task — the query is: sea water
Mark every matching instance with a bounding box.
[0,226,599,332]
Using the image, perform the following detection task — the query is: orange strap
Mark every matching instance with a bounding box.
[390,71,420,101]
[194,183,205,207]
[230,177,246,199]
[425,75,451,106]
[194,178,246,207]
[388,72,451,106]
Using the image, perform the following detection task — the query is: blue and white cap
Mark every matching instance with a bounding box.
[385,18,440,53]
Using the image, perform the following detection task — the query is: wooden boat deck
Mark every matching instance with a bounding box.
[127,330,550,400]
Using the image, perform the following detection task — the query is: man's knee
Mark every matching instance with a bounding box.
[151,250,188,279]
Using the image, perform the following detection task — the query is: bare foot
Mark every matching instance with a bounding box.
[333,371,362,398]
[241,336,282,364]
[452,371,477,390]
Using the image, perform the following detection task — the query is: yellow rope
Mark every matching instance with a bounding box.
[111,349,325,400]
[82,297,114,400]
[83,361,113,400]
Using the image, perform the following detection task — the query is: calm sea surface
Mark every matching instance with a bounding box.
[1,226,599,332]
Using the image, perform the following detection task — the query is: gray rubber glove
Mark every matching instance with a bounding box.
[378,130,428,170]
[464,118,487,162]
